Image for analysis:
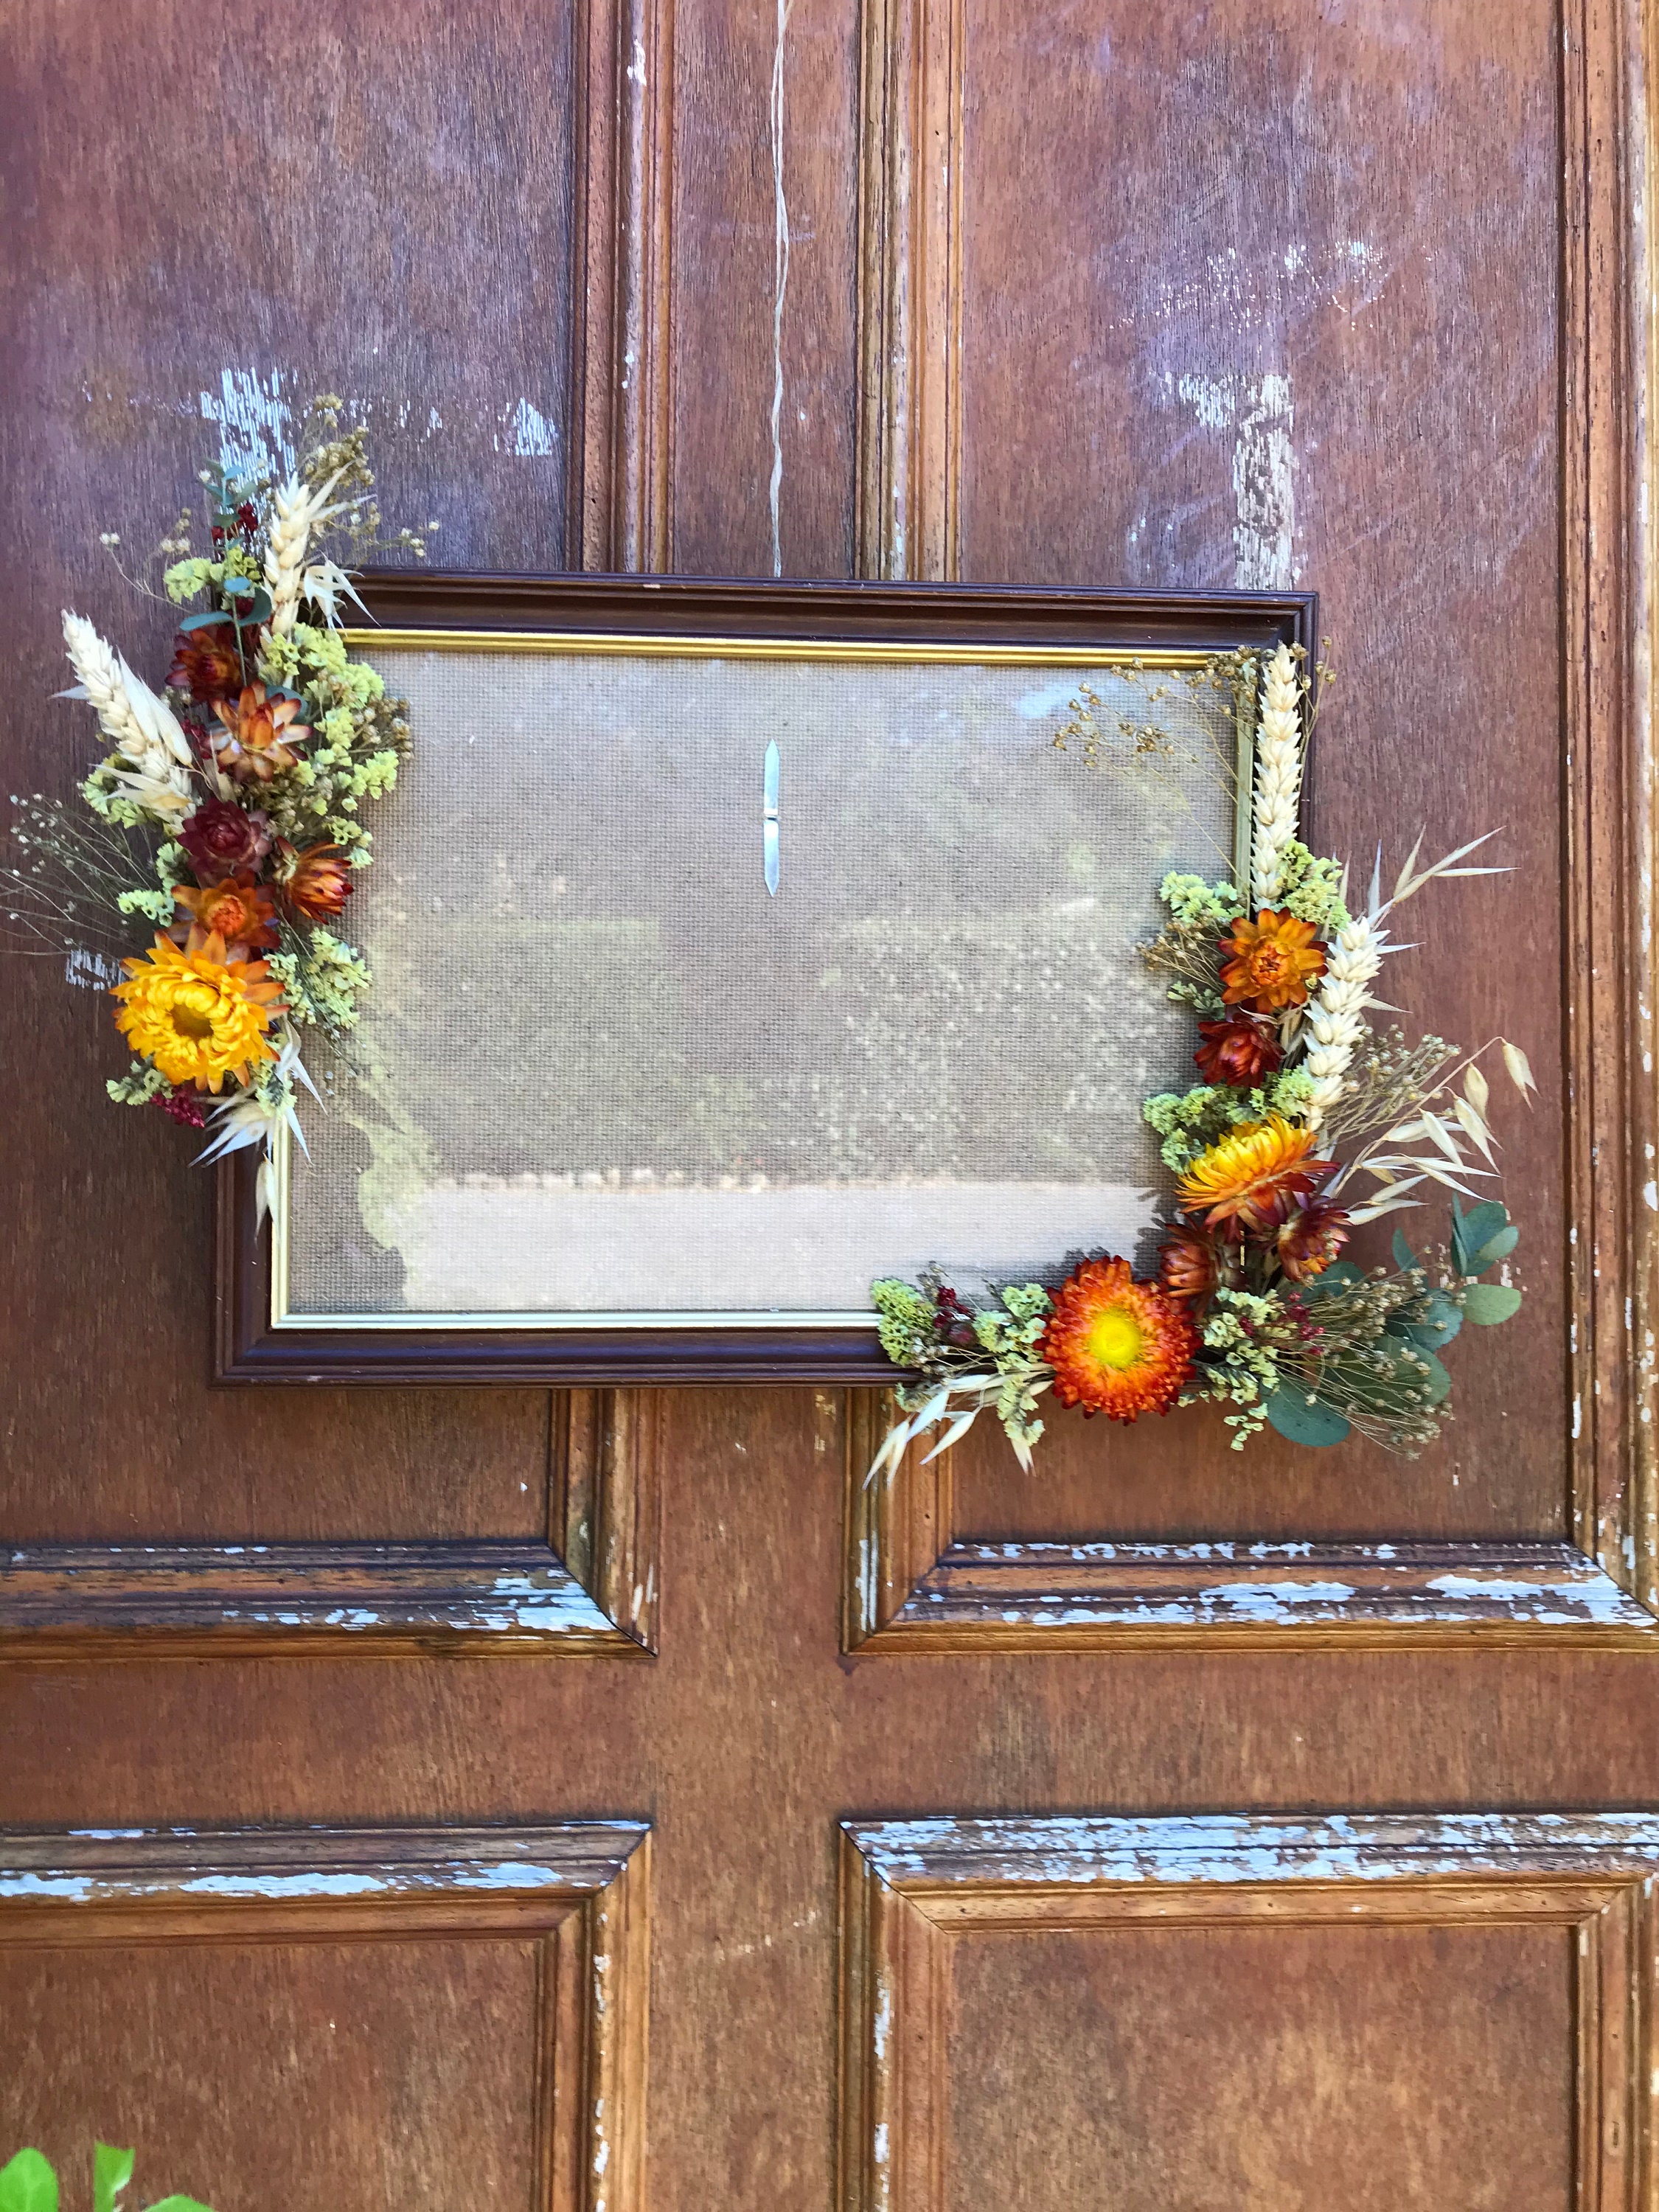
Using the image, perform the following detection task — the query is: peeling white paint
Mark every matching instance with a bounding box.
[63,947,122,990]
[1167,370,1296,587]
[912,1538,1649,1631]
[852,1812,1659,1890]
[200,366,293,481]
[508,398,558,457]
[1232,372,1295,588]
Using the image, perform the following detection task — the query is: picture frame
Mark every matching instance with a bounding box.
[216,572,1315,1385]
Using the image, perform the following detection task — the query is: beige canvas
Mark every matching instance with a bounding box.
[280,643,1244,1320]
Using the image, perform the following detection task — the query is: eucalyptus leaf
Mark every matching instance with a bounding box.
[1456,1200,1510,1266]
[94,2146,133,2212]
[220,575,254,599]
[1264,1388,1352,1447]
[1462,1224,1520,1272]
[0,2150,58,2212]
[1462,1282,1523,1325]
[178,610,234,633]
[1402,1292,1464,1352]
[1391,1228,1418,1274]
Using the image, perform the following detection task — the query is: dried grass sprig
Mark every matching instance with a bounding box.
[1,795,165,953]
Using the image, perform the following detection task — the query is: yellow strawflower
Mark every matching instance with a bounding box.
[111,932,285,1093]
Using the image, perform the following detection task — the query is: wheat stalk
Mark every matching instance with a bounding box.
[1303,911,1386,1130]
[264,471,346,636]
[1250,641,1302,909]
[60,611,195,807]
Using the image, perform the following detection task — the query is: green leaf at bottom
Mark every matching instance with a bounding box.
[0,2150,59,2212]
[94,2145,134,2212]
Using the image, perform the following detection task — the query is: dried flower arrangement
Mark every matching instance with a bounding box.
[870,641,1534,1475]
[3,398,425,1214]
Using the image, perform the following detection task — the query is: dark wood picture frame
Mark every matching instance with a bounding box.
[216,571,1315,1386]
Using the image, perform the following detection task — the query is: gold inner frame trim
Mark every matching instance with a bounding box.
[341,628,1222,667]
[275,632,1262,1332]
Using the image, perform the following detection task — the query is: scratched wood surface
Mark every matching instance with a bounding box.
[3,0,1657,2207]
[945,1921,1575,2209]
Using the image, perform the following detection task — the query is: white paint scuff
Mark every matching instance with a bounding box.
[63,947,122,990]
[508,398,559,457]
[852,1812,1659,1891]
[1231,371,1295,588]
[1169,369,1297,588]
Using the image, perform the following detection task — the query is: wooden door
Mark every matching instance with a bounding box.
[4,2,1659,2206]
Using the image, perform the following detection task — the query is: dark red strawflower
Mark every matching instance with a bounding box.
[158,1088,210,1128]
[1276,1199,1352,1284]
[274,838,353,919]
[178,798,273,882]
[933,1282,978,1350]
[1194,1014,1283,1088]
[167,622,246,703]
[1158,1222,1221,1307]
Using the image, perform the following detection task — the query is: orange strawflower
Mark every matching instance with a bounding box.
[1176,1115,1334,1234]
[171,872,279,952]
[1040,1256,1198,1422]
[1219,908,1326,1012]
[111,931,285,1092]
[212,683,310,783]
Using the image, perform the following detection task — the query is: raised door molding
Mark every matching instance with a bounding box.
[843,1394,1657,1649]
[0,1388,661,1660]
[838,1810,1659,2209]
[855,0,964,580]
[0,1822,650,2212]
[568,0,675,571]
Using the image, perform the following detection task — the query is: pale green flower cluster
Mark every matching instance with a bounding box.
[107,1059,172,1107]
[1158,872,1243,928]
[267,925,372,1034]
[871,1277,936,1368]
[1271,839,1350,931]
[80,774,148,828]
[869,1276,1054,1463]
[1182,1287,1287,1447]
[163,551,260,603]
[256,624,408,859]
[113,840,187,926]
[1142,1065,1318,1172]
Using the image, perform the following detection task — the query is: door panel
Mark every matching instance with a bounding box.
[0,1826,650,2212]
[3,0,1657,2206]
[841,1813,1649,2212]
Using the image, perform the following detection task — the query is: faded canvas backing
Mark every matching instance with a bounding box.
[282,646,1243,1318]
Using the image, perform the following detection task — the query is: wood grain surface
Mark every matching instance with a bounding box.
[2,0,1657,2204]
